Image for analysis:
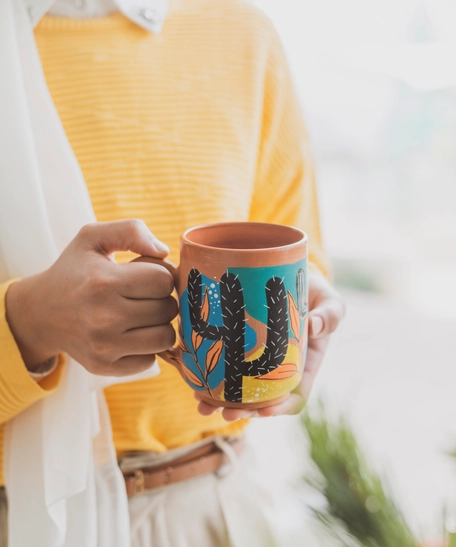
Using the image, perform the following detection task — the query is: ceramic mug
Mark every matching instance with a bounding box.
[141,222,308,409]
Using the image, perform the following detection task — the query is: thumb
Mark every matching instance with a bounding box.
[78,219,169,258]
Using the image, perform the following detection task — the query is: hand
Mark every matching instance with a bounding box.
[196,270,345,421]
[6,220,178,377]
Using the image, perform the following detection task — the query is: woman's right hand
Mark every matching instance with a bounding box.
[5,220,178,377]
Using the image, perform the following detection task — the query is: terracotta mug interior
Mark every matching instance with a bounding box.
[183,222,305,251]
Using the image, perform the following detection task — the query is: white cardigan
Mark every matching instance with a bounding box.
[0,1,164,546]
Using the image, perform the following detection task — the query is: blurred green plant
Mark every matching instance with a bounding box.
[301,407,420,547]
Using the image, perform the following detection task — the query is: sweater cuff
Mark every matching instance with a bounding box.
[0,280,65,425]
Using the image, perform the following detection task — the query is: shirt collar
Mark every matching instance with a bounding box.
[24,0,168,33]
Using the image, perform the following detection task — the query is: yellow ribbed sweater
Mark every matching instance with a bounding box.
[0,0,327,484]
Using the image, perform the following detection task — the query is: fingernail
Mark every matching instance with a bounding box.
[311,316,323,337]
[153,239,170,254]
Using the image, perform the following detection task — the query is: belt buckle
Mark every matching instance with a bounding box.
[133,469,145,496]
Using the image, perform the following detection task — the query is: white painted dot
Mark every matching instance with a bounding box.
[209,290,213,295]
[255,393,260,397]
[214,293,218,298]
[210,283,216,288]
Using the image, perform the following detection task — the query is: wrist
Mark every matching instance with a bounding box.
[5,275,58,372]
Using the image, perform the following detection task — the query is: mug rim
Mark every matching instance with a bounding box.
[181,221,308,253]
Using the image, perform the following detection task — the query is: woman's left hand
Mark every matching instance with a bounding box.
[195,271,346,421]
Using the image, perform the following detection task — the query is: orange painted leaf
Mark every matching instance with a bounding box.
[287,291,301,341]
[183,366,204,388]
[255,363,298,381]
[201,287,210,322]
[191,329,203,352]
[205,340,224,375]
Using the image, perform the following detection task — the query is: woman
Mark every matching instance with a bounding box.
[0,0,345,545]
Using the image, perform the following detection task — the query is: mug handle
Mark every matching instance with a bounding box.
[131,256,183,369]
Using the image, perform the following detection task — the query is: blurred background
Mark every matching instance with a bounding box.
[247,0,456,544]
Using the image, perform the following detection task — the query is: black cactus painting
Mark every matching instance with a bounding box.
[187,268,289,403]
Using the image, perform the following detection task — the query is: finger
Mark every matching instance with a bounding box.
[196,399,223,416]
[121,324,176,355]
[222,408,258,422]
[78,219,169,258]
[194,393,225,417]
[132,257,180,290]
[122,296,178,330]
[117,262,175,299]
[108,354,157,377]
[309,298,345,338]
[256,336,330,417]
[295,335,330,400]
[256,393,305,417]
[194,393,258,420]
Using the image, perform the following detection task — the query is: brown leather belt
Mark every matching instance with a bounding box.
[123,438,244,497]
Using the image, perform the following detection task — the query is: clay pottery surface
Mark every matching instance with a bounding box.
[174,221,308,409]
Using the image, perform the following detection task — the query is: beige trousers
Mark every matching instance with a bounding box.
[0,437,287,547]
[123,436,280,547]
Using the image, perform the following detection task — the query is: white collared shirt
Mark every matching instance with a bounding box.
[25,0,168,33]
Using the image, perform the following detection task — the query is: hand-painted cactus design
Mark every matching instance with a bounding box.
[187,268,289,403]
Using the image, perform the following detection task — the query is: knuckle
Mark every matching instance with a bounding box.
[94,308,117,330]
[113,356,156,378]
[77,222,99,243]
[325,308,340,333]
[87,329,113,360]
[168,297,179,320]
[162,324,176,348]
[84,356,112,376]
[154,267,175,296]
[150,325,175,351]
[155,297,178,323]
[78,223,96,238]
[127,218,147,239]
[163,271,176,295]
[85,272,114,299]
[85,309,103,331]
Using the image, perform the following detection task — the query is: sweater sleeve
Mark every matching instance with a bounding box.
[249,21,329,278]
[0,280,65,426]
